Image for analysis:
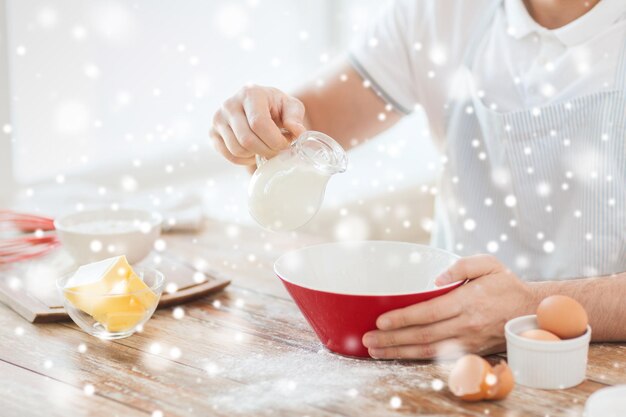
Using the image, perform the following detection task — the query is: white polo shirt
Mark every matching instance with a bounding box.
[349,0,626,145]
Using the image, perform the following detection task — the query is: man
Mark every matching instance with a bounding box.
[210,0,626,359]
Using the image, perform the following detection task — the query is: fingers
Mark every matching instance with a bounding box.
[363,318,457,349]
[210,84,306,164]
[376,294,462,331]
[280,95,306,137]
[367,338,463,360]
[216,122,254,159]
[242,92,290,151]
[209,127,255,166]
[226,106,275,158]
[435,254,503,286]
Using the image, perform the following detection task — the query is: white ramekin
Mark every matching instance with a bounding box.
[505,315,591,389]
[585,385,626,417]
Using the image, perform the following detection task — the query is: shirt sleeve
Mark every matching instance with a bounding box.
[348,0,422,115]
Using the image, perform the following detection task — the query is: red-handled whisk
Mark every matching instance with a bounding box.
[0,210,59,264]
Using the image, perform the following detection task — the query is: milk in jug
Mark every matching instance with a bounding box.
[248,131,348,231]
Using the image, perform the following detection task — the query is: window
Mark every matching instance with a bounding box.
[5,0,340,183]
[2,0,439,225]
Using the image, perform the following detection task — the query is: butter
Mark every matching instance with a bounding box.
[64,256,132,315]
[98,310,147,332]
[64,255,158,333]
[92,294,146,332]
[126,271,159,309]
[65,256,129,291]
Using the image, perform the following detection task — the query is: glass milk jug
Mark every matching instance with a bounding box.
[248,130,348,232]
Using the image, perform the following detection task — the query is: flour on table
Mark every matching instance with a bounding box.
[203,348,437,415]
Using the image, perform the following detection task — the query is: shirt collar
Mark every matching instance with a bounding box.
[504,0,626,46]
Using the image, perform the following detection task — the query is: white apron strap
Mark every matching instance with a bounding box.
[615,28,626,91]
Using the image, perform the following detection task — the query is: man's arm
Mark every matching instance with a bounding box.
[210,58,403,166]
[530,272,626,341]
[295,59,403,150]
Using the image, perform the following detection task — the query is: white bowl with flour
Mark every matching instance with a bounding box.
[54,209,162,265]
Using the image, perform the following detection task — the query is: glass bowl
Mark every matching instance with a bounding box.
[57,267,165,339]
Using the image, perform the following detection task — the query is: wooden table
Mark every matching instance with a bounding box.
[1,221,624,417]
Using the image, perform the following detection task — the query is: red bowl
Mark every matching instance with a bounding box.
[275,241,463,358]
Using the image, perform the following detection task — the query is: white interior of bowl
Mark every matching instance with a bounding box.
[274,241,459,296]
[55,209,162,235]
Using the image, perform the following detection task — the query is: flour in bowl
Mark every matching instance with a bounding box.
[66,220,148,234]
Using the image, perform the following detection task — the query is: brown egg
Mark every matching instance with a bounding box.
[448,354,493,401]
[486,361,515,400]
[537,295,588,339]
[449,355,516,402]
[519,329,561,341]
